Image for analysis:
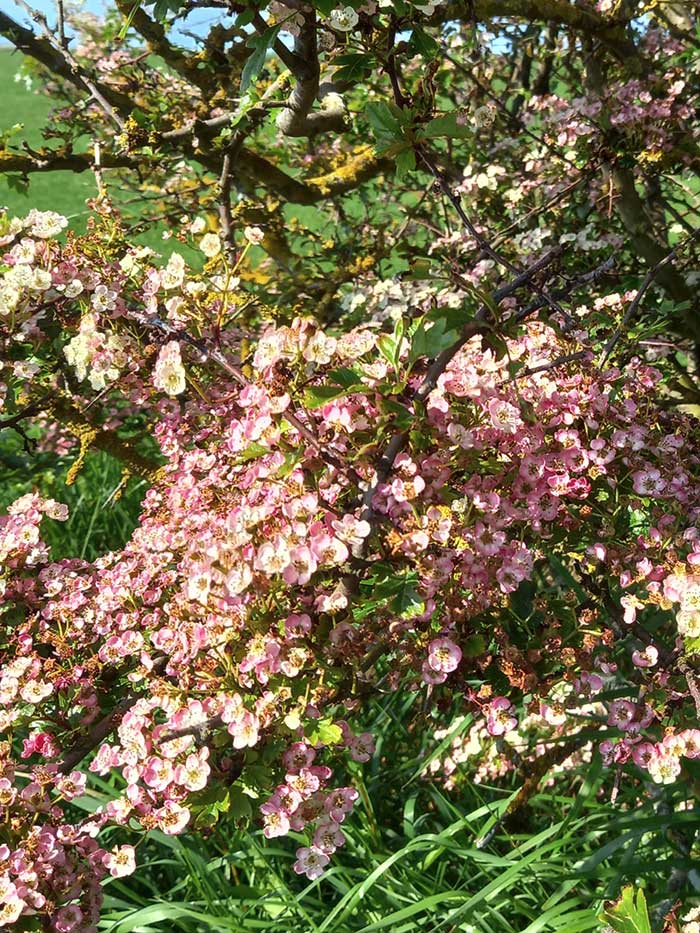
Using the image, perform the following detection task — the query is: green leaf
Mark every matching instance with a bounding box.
[241,25,281,94]
[417,112,474,140]
[237,441,270,462]
[378,397,413,431]
[461,634,487,657]
[409,315,459,365]
[375,317,405,372]
[328,366,364,388]
[151,0,182,22]
[234,7,256,26]
[365,101,409,154]
[303,383,362,408]
[407,257,433,280]
[482,331,509,361]
[408,27,440,56]
[6,174,29,196]
[366,101,403,139]
[395,146,416,181]
[277,450,302,478]
[228,786,253,823]
[307,719,343,746]
[599,886,651,933]
[333,52,374,84]
[362,566,421,617]
[390,577,422,616]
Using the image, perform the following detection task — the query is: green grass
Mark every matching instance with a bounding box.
[0,431,146,561]
[84,686,692,933]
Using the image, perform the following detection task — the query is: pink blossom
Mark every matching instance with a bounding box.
[427,638,462,674]
[486,697,518,736]
[104,845,137,878]
[348,732,375,763]
[293,845,330,880]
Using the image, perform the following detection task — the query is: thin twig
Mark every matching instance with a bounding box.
[14,0,126,130]
[55,0,66,48]
[416,146,576,329]
[598,227,700,365]
[218,152,235,260]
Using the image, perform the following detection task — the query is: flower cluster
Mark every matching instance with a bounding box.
[1,208,700,927]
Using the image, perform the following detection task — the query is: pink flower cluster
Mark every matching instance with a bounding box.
[1,208,700,926]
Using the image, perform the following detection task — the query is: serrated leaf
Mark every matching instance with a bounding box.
[395,146,416,181]
[599,886,651,933]
[417,112,474,140]
[391,577,422,615]
[307,719,343,746]
[6,174,29,196]
[241,25,280,94]
[333,52,373,84]
[366,101,403,138]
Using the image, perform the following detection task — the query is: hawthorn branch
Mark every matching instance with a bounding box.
[0,148,136,174]
[435,0,640,64]
[56,659,169,773]
[229,144,391,204]
[57,694,139,773]
[515,255,616,324]
[218,152,235,260]
[475,736,581,849]
[416,146,575,328]
[48,395,163,482]
[678,657,700,721]
[598,227,700,365]
[114,0,211,92]
[11,0,128,130]
[256,10,347,138]
[0,9,125,108]
[55,0,66,48]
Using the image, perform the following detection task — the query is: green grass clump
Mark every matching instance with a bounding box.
[0,431,146,561]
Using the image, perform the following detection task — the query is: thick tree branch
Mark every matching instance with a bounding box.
[0,8,131,123]
[257,9,348,138]
[0,147,135,174]
[114,0,212,92]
